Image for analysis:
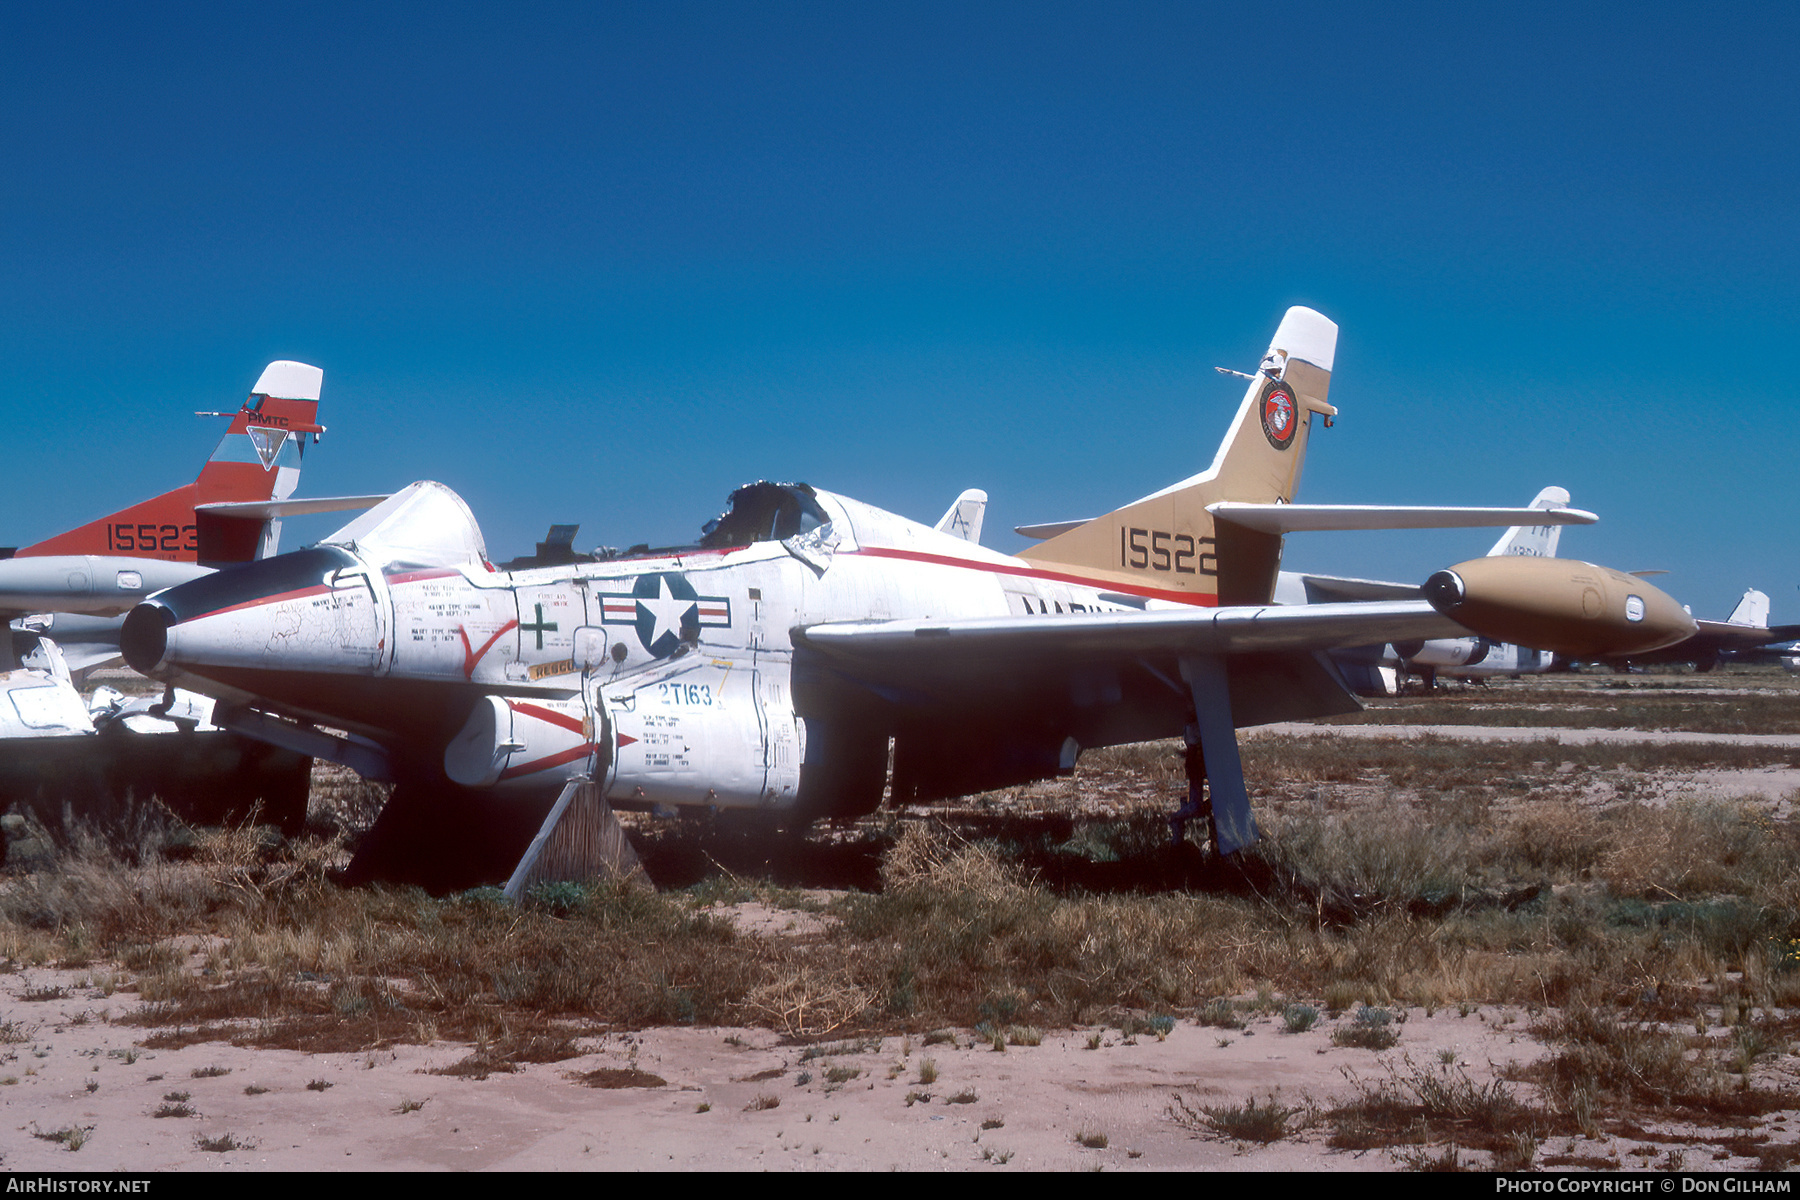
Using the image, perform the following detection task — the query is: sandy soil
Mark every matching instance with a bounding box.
[1249,722,1800,810]
[4,931,1797,1172]
[1251,722,1800,751]
[0,959,1559,1172]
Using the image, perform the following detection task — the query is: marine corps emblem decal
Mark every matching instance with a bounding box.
[1260,380,1298,450]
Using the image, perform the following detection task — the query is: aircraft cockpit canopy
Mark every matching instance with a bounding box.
[699,482,828,549]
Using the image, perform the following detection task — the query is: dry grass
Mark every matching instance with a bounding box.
[1171,1092,1308,1142]
[744,966,876,1035]
[11,772,1800,1047]
[1328,1056,1536,1155]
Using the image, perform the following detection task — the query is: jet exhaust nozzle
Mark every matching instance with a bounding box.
[120,602,174,676]
[1420,570,1465,613]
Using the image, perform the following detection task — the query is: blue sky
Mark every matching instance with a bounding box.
[3,2,1795,619]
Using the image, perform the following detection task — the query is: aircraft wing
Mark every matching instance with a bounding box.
[1619,619,1800,666]
[793,599,1472,833]
[793,600,1469,737]
[194,495,392,519]
[795,600,1464,665]
[1208,502,1599,534]
[1693,620,1800,648]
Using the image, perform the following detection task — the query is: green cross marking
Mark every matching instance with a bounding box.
[521,603,559,650]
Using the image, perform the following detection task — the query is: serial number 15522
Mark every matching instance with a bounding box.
[1120,527,1216,575]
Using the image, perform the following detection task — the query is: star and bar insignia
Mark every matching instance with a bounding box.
[596,572,732,658]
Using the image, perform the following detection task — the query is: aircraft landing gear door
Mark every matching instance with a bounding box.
[596,656,802,813]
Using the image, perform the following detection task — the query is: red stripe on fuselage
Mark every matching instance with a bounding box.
[507,701,585,736]
[849,546,1219,607]
[499,742,596,781]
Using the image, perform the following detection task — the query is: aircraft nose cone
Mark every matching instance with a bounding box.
[120,601,174,675]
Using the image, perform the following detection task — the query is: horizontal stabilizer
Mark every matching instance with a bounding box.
[195,494,391,520]
[1208,502,1599,535]
[11,614,128,675]
[48,640,124,675]
[1014,519,1090,541]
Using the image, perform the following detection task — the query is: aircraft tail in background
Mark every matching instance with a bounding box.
[9,361,325,568]
[1487,486,1572,558]
[934,489,988,544]
[1725,588,1772,628]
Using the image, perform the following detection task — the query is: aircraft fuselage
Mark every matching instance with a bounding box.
[123,485,1150,818]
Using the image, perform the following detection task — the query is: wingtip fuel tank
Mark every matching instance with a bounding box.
[1422,557,1696,659]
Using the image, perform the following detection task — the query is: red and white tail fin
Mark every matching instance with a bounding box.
[13,362,324,567]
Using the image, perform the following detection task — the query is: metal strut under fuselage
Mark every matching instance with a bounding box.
[1166,654,1257,857]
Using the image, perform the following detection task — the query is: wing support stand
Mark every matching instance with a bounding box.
[1170,655,1258,856]
[503,776,651,901]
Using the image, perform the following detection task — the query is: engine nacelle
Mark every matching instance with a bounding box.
[600,655,803,811]
[443,694,596,790]
[1423,557,1695,659]
[1392,637,1490,668]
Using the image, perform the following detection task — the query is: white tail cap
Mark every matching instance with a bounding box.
[250,361,324,401]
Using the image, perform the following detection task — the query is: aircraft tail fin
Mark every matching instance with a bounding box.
[1727,588,1771,627]
[934,489,987,544]
[1020,307,1338,605]
[1486,487,1572,558]
[15,362,324,567]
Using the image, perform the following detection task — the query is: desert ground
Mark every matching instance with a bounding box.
[6,668,1800,1172]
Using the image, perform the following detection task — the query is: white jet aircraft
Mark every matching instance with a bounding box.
[119,309,1695,890]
